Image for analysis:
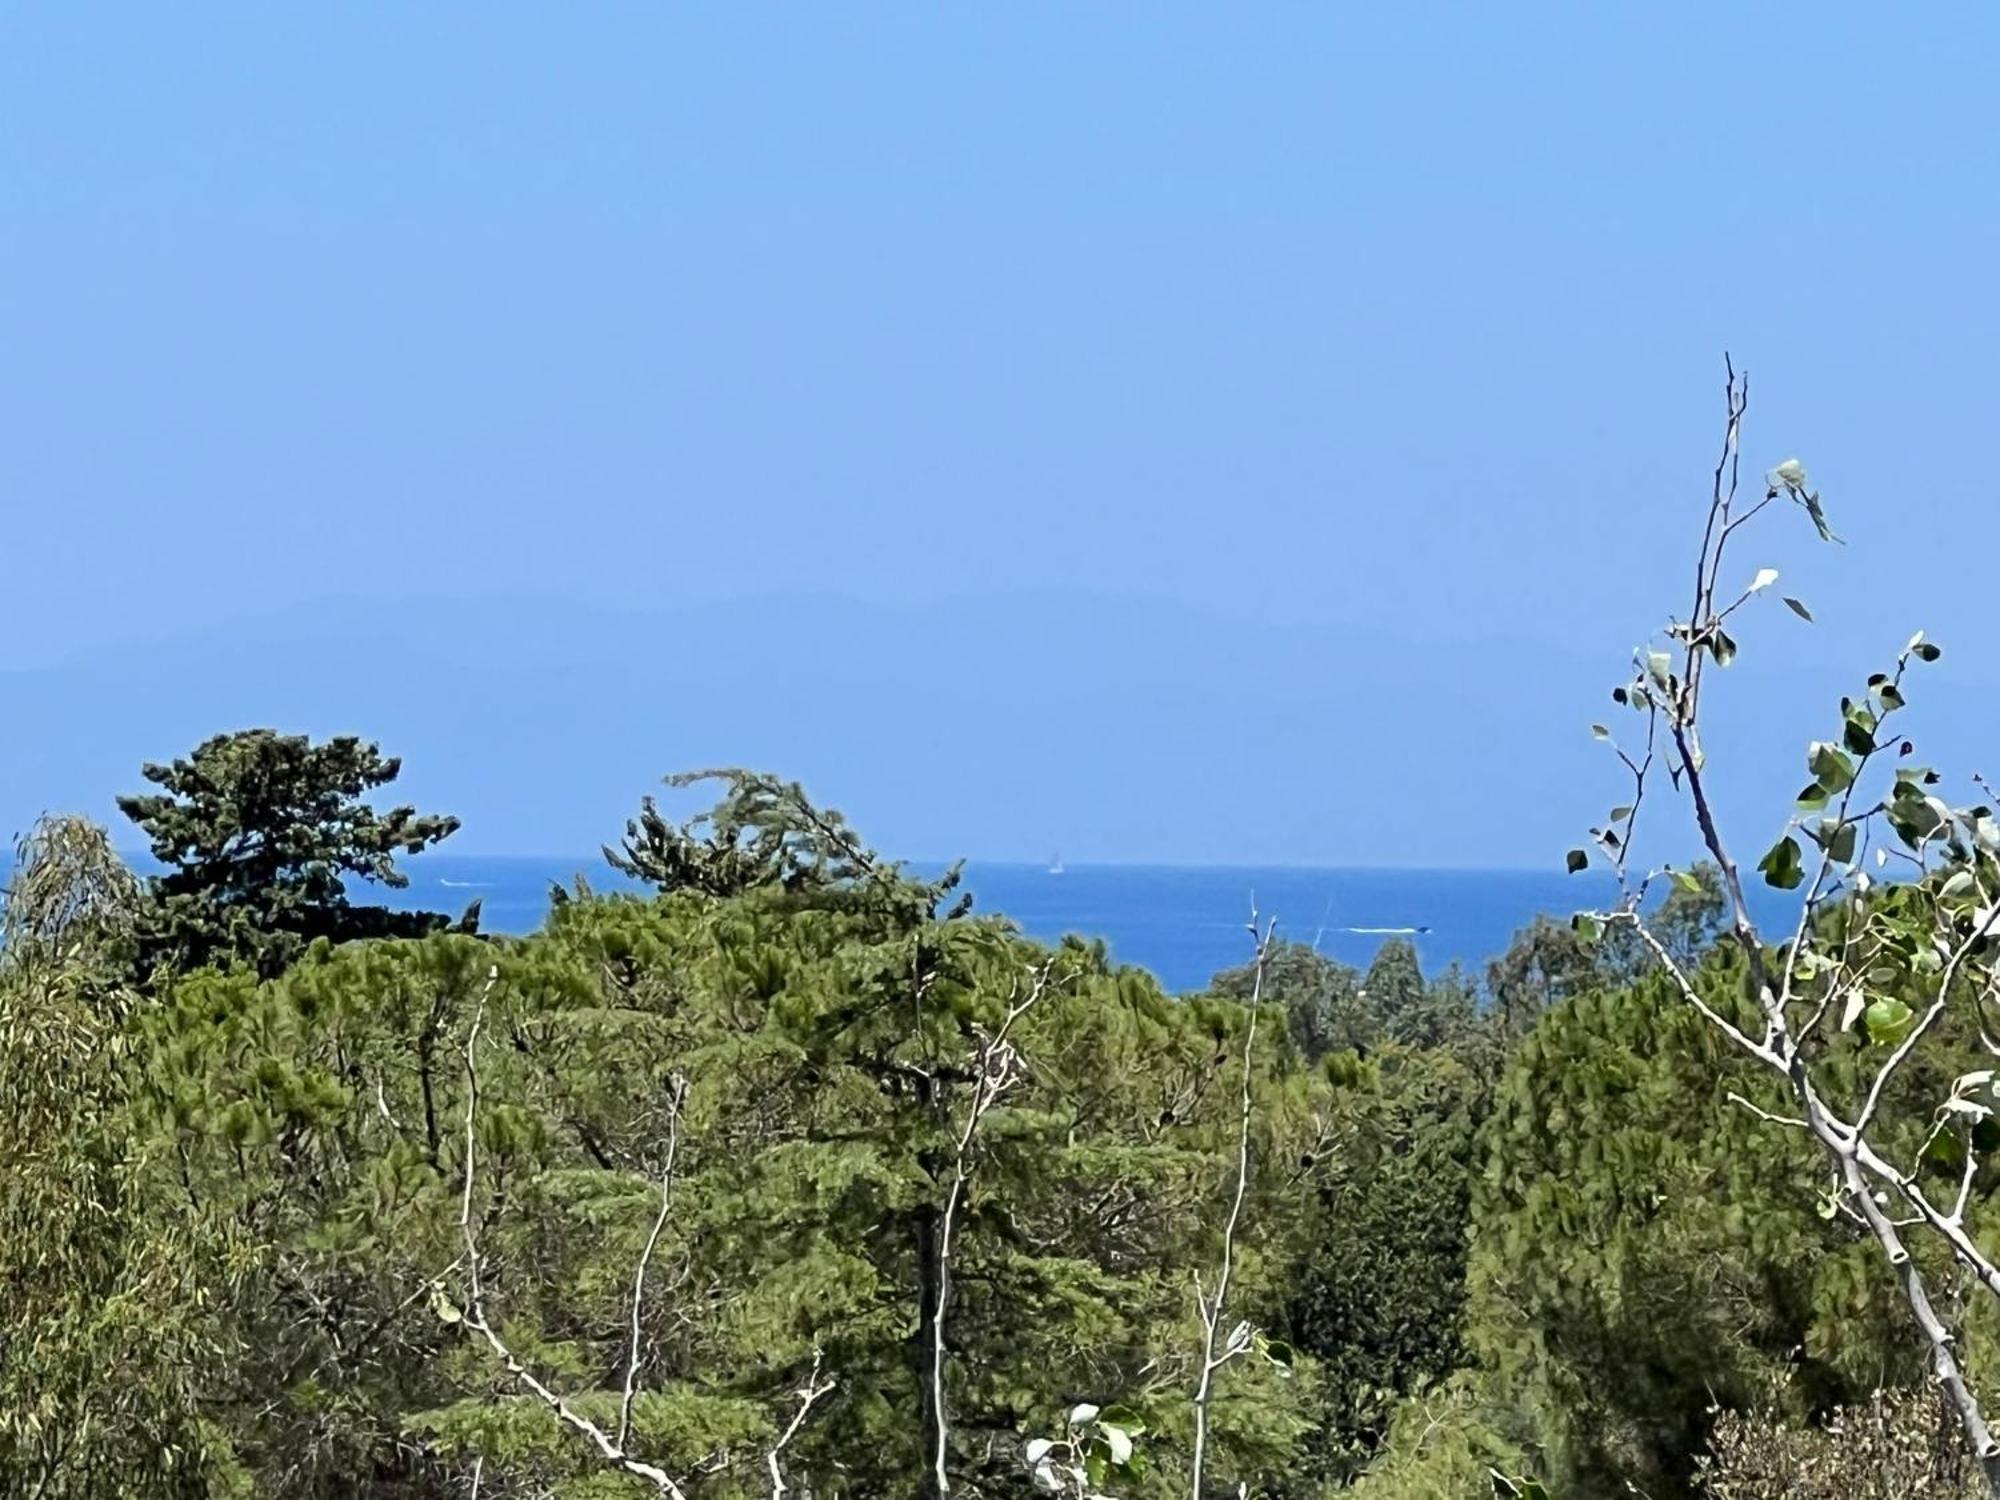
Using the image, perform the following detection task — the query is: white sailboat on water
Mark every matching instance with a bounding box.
[1047,852,1064,876]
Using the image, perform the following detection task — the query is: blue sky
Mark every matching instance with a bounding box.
[4,7,1998,864]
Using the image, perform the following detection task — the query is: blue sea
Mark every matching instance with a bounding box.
[397,855,1643,994]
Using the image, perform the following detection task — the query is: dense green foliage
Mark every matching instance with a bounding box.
[0,725,1980,1496]
[0,820,215,1495]
[119,729,468,976]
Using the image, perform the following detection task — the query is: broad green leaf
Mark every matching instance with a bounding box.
[1566,849,1589,874]
[1926,1129,1967,1168]
[1888,796,1947,848]
[1809,742,1856,792]
[1783,596,1814,622]
[1758,835,1805,890]
[1818,818,1856,865]
[1864,996,1916,1046]
[1098,1405,1147,1438]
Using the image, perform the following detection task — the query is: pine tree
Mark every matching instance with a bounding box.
[118,729,467,976]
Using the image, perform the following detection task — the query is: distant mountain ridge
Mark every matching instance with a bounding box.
[3,590,1988,868]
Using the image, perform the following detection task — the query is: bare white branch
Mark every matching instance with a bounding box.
[620,1073,688,1450]
[767,1347,835,1499]
[1189,908,1276,1499]
[930,958,1066,1497]
[1724,1091,1808,1130]
[452,966,693,1500]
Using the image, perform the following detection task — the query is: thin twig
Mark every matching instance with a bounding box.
[620,1074,689,1450]
[1190,909,1275,1499]
[1725,1091,1808,1130]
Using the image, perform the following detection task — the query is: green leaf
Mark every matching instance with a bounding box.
[1566,849,1589,874]
[1795,782,1830,812]
[1888,795,1946,849]
[1590,723,1611,740]
[1915,641,1942,662]
[1924,1129,1966,1168]
[1758,835,1805,890]
[1570,912,1604,947]
[1783,596,1814,622]
[1809,742,1857,793]
[1669,868,1703,895]
[1842,717,1877,756]
[1863,997,1915,1046]
[428,1284,462,1325]
[1806,816,1856,864]
[1710,628,1737,666]
[1097,1404,1148,1438]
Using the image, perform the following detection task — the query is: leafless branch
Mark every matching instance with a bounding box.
[767,1347,835,1499]
[1725,1091,1809,1130]
[621,1073,689,1450]
[929,958,1066,1497]
[451,966,693,1499]
[1189,907,1276,1499]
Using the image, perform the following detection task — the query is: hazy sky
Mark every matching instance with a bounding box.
[5,7,1998,862]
